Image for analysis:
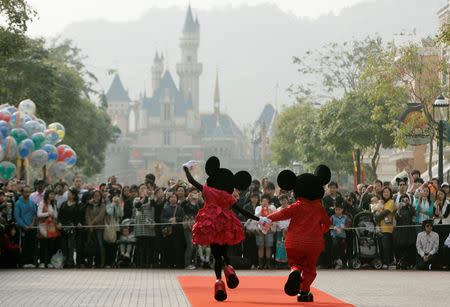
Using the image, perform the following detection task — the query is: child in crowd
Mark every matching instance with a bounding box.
[370,196,384,215]
[275,194,290,268]
[330,204,348,269]
[118,226,136,261]
[255,193,277,269]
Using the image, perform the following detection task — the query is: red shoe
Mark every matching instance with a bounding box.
[224,265,239,289]
[214,279,227,301]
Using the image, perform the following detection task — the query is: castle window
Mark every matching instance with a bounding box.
[187,56,192,62]
[163,104,171,120]
[163,132,171,145]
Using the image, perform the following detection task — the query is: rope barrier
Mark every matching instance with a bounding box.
[23,220,449,231]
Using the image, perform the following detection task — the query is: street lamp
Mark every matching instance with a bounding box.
[292,161,301,175]
[432,94,449,184]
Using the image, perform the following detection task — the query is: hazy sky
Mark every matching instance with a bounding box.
[27,0,371,36]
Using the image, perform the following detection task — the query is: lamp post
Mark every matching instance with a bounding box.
[432,94,449,184]
[292,161,301,175]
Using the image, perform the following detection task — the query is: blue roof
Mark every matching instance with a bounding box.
[199,114,243,138]
[257,104,276,127]
[143,70,190,116]
[106,74,130,102]
[183,5,198,32]
[154,51,160,62]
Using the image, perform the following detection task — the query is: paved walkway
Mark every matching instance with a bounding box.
[0,269,448,307]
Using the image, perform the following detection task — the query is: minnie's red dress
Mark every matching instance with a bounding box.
[192,185,245,246]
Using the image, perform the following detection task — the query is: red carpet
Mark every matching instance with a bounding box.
[178,276,355,307]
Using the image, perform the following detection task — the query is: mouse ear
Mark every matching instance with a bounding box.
[315,165,331,186]
[395,177,401,183]
[205,156,220,176]
[234,171,252,191]
[277,170,296,191]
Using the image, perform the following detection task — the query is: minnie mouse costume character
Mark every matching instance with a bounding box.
[183,156,261,301]
[263,165,331,302]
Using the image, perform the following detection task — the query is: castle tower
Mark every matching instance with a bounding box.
[176,5,202,115]
[151,51,164,93]
[214,67,220,120]
[106,73,131,135]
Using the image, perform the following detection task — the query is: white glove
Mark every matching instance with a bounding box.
[183,160,197,171]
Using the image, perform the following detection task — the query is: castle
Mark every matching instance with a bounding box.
[101,5,253,185]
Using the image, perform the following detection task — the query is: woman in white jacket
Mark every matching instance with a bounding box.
[37,189,58,268]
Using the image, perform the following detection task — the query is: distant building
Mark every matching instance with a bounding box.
[101,5,252,185]
[252,104,277,166]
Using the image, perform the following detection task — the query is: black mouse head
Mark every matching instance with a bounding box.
[205,156,252,194]
[277,165,331,200]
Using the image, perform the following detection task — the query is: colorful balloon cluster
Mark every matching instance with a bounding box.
[0,99,77,180]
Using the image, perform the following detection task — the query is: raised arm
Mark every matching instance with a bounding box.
[183,166,203,192]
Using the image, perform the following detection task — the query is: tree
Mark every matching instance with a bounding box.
[290,36,385,102]
[0,37,116,177]
[0,0,35,33]
[0,0,36,58]
[284,36,407,177]
[366,41,450,177]
[271,101,354,184]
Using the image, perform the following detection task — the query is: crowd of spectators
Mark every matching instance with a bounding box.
[0,169,449,271]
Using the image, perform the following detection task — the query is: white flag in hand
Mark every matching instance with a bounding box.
[183,160,197,170]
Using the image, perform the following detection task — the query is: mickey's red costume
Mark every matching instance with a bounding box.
[183,156,260,302]
[266,165,331,302]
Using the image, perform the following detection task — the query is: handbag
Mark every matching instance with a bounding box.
[183,216,195,231]
[162,205,177,238]
[51,249,64,268]
[244,219,259,233]
[46,217,60,238]
[275,236,288,262]
[104,215,117,243]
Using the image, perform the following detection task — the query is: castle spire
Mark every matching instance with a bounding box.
[183,4,197,32]
[214,66,220,118]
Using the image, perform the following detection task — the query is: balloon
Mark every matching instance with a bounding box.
[47,122,65,143]
[3,136,17,159]
[18,99,36,116]
[29,149,48,169]
[10,128,28,144]
[18,138,34,159]
[0,109,11,123]
[0,161,16,180]
[31,132,46,149]
[8,112,26,129]
[66,150,77,167]
[49,161,68,179]
[24,120,45,136]
[56,144,72,161]
[56,145,76,166]
[0,120,8,139]
[44,129,59,145]
[42,144,58,163]
[37,118,47,130]
[6,106,17,114]
[24,115,32,123]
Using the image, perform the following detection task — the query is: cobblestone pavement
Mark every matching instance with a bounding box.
[0,269,448,307]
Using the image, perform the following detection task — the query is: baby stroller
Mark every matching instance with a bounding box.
[115,218,136,268]
[349,211,382,270]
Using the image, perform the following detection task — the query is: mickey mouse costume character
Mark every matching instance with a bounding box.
[262,165,332,302]
[183,156,262,302]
